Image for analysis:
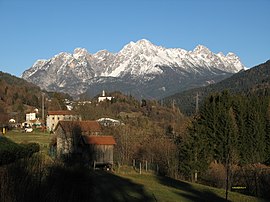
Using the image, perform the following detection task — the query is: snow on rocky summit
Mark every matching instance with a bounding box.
[22,39,245,98]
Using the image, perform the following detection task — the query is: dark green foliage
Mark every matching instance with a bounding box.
[165,60,270,115]
[0,137,40,165]
[178,119,211,180]
[182,91,270,179]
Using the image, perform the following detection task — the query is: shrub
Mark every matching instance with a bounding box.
[200,162,226,188]
[0,137,40,165]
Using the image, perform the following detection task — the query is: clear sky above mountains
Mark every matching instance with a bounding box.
[0,0,269,77]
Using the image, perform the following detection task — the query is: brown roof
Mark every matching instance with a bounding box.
[56,120,101,133]
[47,111,75,116]
[82,135,116,145]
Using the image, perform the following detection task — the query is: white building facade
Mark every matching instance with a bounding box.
[46,111,81,132]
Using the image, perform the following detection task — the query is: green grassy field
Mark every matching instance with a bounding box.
[4,130,51,154]
[2,130,267,202]
[114,168,267,202]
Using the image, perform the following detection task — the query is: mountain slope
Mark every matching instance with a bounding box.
[22,39,245,98]
[164,60,270,115]
[0,71,72,123]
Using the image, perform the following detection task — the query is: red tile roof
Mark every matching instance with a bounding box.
[47,111,75,115]
[82,135,116,145]
[56,120,101,133]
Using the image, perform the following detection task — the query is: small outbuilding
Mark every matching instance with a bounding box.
[81,135,116,169]
[54,120,102,157]
[53,120,116,168]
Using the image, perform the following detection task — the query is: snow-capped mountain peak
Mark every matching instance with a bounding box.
[193,45,212,55]
[73,48,89,59]
[22,39,245,98]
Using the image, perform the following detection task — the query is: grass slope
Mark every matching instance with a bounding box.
[4,130,51,153]
[116,169,266,202]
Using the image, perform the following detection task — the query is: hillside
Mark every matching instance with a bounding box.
[0,71,42,108]
[164,60,270,115]
[119,170,266,202]
[0,71,72,124]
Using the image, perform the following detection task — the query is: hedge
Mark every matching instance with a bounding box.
[0,137,40,166]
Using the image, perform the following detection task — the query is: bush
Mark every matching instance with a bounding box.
[0,137,40,165]
[200,162,226,188]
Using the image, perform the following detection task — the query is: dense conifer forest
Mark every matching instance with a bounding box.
[165,60,270,115]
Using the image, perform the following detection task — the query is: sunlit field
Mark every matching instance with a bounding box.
[4,129,51,154]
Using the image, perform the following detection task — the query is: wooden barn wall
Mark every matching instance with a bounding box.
[90,145,114,164]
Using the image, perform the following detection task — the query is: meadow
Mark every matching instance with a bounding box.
[4,129,51,154]
[1,130,267,202]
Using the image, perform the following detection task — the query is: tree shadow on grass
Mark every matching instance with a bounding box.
[92,171,155,202]
[157,175,230,202]
[2,159,155,202]
[43,166,154,202]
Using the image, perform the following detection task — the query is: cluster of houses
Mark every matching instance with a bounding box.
[5,90,118,168]
[20,109,117,169]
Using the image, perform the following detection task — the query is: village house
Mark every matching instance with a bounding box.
[26,112,36,121]
[46,110,81,132]
[97,117,122,127]
[23,112,43,130]
[53,120,116,168]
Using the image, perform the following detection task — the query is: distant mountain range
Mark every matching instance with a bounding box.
[164,60,270,115]
[22,39,245,99]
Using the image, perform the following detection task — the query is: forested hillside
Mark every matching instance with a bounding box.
[179,91,270,198]
[0,72,42,111]
[74,91,270,198]
[0,71,72,124]
[164,60,270,115]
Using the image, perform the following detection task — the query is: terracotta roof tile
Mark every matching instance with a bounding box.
[56,120,101,133]
[82,135,116,145]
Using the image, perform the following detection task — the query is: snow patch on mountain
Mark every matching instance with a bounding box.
[22,39,245,97]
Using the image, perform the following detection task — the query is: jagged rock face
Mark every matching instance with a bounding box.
[22,39,245,98]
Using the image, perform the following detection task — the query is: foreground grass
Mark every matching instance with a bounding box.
[115,167,267,202]
[4,130,51,153]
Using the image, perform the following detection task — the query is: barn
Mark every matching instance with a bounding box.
[53,120,116,168]
[54,120,101,157]
[81,135,116,169]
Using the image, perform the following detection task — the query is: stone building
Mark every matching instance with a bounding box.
[46,111,81,132]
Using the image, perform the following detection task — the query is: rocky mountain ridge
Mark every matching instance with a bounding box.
[22,39,245,98]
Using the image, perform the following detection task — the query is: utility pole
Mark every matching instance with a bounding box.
[42,93,45,133]
[172,99,176,111]
[194,92,199,183]
[195,92,199,114]
[42,93,45,121]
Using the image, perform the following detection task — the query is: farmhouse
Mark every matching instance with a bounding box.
[54,120,101,156]
[46,110,81,132]
[53,120,116,167]
[26,112,36,121]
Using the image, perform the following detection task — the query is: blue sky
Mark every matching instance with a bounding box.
[0,0,269,77]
